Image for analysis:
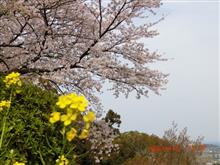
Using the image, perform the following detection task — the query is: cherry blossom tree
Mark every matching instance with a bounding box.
[0,0,168,111]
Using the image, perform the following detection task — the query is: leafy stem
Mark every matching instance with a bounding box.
[0,92,12,149]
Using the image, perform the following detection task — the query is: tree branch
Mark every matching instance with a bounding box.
[98,0,102,37]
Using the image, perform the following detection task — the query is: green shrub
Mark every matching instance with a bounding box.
[0,73,93,165]
[101,131,168,165]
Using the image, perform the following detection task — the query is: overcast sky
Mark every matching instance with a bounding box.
[100,0,219,145]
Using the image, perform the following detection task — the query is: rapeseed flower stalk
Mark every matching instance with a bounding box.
[81,111,96,137]
[49,92,96,142]
[0,72,22,150]
[0,100,11,112]
[3,72,22,88]
[56,155,69,165]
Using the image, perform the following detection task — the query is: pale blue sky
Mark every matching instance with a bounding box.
[101,1,219,144]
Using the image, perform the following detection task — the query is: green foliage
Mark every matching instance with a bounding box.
[102,130,203,165]
[104,110,121,127]
[0,73,204,165]
[0,74,81,164]
[101,131,168,165]
[104,109,121,134]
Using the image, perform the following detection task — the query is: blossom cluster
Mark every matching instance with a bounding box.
[0,72,22,112]
[55,155,69,165]
[0,72,25,164]
[0,100,11,112]
[89,120,119,164]
[49,93,96,142]
[3,72,22,88]
[0,0,166,115]
[13,162,25,165]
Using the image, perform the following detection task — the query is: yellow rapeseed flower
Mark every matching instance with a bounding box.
[66,128,77,142]
[79,129,89,139]
[0,100,11,111]
[49,112,61,124]
[77,95,88,111]
[70,95,88,112]
[56,155,69,165]
[83,111,96,123]
[56,94,73,109]
[4,72,22,88]
[13,162,25,165]
[61,112,77,126]
[56,93,88,112]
